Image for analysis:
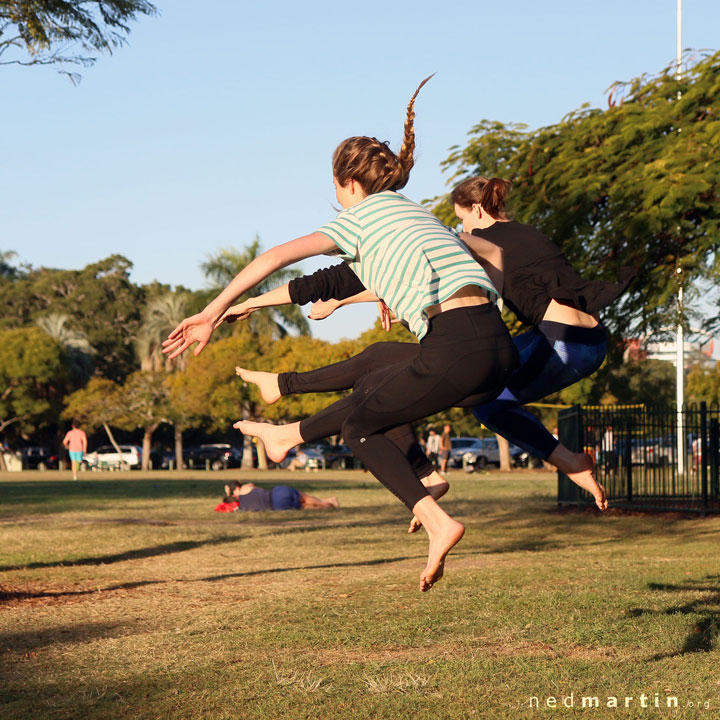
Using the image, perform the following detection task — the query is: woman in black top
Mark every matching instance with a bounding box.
[223,178,632,510]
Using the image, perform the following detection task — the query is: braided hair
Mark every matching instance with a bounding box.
[332,74,434,196]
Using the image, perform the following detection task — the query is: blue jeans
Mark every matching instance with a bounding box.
[473,321,606,460]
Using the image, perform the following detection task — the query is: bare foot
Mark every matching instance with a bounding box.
[419,517,465,592]
[408,473,449,533]
[328,496,340,508]
[567,453,609,511]
[235,367,281,405]
[232,420,301,463]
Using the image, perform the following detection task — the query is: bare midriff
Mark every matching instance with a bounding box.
[542,299,599,328]
[426,285,490,319]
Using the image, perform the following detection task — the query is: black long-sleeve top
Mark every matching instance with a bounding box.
[288,222,634,327]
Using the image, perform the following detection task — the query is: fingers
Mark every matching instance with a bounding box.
[166,337,194,360]
[167,321,185,340]
[162,336,185,355]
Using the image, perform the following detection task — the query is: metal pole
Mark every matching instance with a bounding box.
[675,1,685,475]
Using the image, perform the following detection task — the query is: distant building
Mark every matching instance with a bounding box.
[623,337,715,368]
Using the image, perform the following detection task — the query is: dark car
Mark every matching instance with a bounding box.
[317,444,358,470]
[184,444,244,471]
[19,446,60,470]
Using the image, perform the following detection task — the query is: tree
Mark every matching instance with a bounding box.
[36,312,94,385]
[687,361,720,406]
[0,326,67,468]
[170,330,264,467]
[63,376,126,464]
[0,0,157,81]
[202,239,310,339]
[432,51,720,339]
[114,370,169,470]
[134,290,191,464]
[0,255,144,381]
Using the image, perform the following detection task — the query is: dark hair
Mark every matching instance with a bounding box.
[226,480,242,493]
[332,75,434,196]
[450,176,512,221]
[71,419,80,428]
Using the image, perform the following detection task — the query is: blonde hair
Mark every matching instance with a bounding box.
[332,75,434,196]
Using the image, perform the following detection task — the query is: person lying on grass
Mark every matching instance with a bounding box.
[217,480,339,512]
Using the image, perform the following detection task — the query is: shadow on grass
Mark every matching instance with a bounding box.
[0,620,132,653]
[0,536,239,572]
[200,553,427,582]
[627,574,720,659]
[0,580,162,604]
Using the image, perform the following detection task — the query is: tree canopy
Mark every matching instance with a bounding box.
[0,0,157,80]
[432,51,720,338]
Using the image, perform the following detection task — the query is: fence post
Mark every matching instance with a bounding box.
[701,402,708,517]
[624,419,633,503]
[710,417,719,501]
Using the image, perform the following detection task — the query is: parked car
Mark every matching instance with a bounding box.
[19,446,60,470]
[184,444,244,470]
[450,436,528,469]
[85,445,160,470]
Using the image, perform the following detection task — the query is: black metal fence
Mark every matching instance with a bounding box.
[557,402,720,514]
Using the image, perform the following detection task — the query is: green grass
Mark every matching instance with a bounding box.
[1,468,720,719]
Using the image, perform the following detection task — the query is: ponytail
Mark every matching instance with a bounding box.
[450,176,512,220]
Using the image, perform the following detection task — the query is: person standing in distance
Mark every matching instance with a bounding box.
[63,420,87,481]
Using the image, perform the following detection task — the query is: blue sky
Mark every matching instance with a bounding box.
[3,0,719,342]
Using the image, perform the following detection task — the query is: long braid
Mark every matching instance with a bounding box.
[395,74,435,189]
[332,74,435,195]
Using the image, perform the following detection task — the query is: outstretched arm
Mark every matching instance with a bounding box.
[163,233,336,358]
[308,289,380,320]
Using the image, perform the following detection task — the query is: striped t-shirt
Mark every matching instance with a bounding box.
[317,191,497,339]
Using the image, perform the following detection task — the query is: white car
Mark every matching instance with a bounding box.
[86,445,142,470]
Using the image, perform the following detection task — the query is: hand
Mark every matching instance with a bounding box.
[162,312,215,359]
[377,301,396,332]
[215,303,256,328]
[308,298,341,320]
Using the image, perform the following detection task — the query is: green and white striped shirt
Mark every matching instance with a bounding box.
[317,191,497,340]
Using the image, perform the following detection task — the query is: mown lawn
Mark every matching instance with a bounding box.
[1,468,719,719]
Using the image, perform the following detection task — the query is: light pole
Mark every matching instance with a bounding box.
[675,0,685,474]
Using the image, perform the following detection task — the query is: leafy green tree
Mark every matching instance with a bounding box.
[114,370,169,470]
[63,376,126,462]
[687,361,720,406]
[202,239,310,339]
[170,329,264,467]
[0,255,144,381]
[0,0,157,81]
[433,51,720,338]
[0,326,67,467]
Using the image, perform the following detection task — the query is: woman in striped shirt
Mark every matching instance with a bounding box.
[163,78,517,591]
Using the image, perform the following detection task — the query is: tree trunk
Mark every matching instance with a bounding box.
[142,425,158,471]
[241,402,254,468]
[497,434,512,472]
[174,424,183,471]
[256,438,269,470]
[103,422,127,470]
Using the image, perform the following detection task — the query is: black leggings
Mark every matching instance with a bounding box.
[289,305,518,510]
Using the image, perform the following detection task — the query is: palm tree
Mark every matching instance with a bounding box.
[202,238,310,338]
[135,291,190,372]
[36,313,94,384]
[135,291,190,468]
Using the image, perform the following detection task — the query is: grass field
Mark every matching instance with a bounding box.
[1,468,720,719]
